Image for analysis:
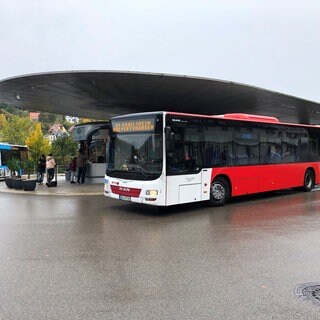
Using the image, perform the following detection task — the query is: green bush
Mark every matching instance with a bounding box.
[23,159,36,179]
[6,158,21,177]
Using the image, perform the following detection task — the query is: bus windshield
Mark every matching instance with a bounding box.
[107,115,163,180]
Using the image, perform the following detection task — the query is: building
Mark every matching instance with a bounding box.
[29,112,39,121]
[47,124,68,142]
[65,116,79,124]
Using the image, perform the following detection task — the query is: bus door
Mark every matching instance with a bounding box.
[165,146,209,205]
[165,119,206,205]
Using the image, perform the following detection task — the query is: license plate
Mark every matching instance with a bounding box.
[119,195,131,201]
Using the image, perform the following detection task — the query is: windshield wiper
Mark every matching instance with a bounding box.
[132,165,149,177]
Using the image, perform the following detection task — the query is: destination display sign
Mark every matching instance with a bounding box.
[112,119,155,133]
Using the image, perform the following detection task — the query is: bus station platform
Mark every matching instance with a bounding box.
[0,174,103,196]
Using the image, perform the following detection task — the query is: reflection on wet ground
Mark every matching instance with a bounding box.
[1,189,320,319]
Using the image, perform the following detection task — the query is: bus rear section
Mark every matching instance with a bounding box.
[208,162,319,205]
[165,112,320,206]
[217,163,319,195]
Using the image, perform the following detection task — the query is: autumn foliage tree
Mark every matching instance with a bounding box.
[0,114,33,145]
[0,114,6,141]
[25,123,51,163]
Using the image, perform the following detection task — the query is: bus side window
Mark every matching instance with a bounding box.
[282,143,294,162]
[269,145,281,163]
[260,144,269,163]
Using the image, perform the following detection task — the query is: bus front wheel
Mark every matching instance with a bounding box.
[303,169,315,192]
[207,177,230,207]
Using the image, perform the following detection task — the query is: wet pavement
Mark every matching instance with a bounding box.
[1,181,320,319]
[0,174,102,196]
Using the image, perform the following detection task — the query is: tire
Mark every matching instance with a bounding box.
[207,177,230,207]
[302,169,315,192]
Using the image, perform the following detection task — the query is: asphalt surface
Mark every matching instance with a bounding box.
[0,175,102,196]
[1,179,320,320]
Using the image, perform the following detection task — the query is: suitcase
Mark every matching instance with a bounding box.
[46,180,57,187]
[50,181,57,187]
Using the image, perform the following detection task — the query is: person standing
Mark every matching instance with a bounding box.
[37,154,46,184]
[77,151,88,184]
[70,157,77,184]
[46,154,56,186]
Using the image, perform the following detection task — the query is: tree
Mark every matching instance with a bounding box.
[0,114,33,145]
[25,122,51,162]
[0,114,7,141]
[0,103,28,117]
[38,112,63,133]
[51,134,78,165]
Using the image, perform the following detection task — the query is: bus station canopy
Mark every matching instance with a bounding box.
[0,70,320,124]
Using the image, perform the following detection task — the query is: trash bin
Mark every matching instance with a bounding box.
[65,170,71,181]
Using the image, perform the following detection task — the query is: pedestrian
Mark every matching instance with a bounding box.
[37,154,46,184]
[77,150,88,184]
[70,157,77,184]
[46,154,56,186]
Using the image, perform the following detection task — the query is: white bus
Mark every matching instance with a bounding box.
[104,111,320,206]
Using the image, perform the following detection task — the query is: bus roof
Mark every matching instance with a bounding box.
[112,111,320,128]
[0,143,27,149]
[213,113,280,123]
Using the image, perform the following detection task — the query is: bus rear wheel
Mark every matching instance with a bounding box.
[207,177,230,207]
[302,169,315,192]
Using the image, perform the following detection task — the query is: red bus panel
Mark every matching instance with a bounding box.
[211,163,320,197]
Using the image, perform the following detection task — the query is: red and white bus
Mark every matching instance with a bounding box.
[104,111,320,206]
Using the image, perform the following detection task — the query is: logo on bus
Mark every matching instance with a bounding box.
[119,187,130,192]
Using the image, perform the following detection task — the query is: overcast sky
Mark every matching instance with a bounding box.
[1,0,320,102]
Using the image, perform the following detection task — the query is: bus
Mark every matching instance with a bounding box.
[104,112,320,206]
[0,143,28,179]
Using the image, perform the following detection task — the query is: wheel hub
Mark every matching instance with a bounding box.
[212,183,225,200]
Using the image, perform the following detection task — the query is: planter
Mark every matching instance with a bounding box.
[4,177,14,188]
[22,179,37,191]
[12,178,24,190]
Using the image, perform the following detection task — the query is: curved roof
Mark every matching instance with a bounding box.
[0,70,320,124]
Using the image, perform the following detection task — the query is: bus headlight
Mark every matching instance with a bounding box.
[146,190,158,196]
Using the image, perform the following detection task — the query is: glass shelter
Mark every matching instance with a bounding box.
[72,122,109,183]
